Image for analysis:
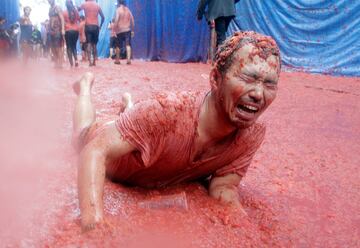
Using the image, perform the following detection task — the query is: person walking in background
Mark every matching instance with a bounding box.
[19,6,33,64]
[31,25,42,59]
[108,18,116,59]
[78,0,105,66]
[114,0,134,65]
[78,15,87,62]
[63,0,80,67]
[48,0,65,68]
[197,0,239,48]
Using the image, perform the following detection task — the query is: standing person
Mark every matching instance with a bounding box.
[78,0,105,66]
[107,18,116,59]
[31,25,42,59]
[19,6,33,63]
[197,0,239,48]
[78,16,87,62]
[114,0,134,65]
[40,20,49,57]
[0,17,10,58]
[63,0,80,67]
[48,0,65,68]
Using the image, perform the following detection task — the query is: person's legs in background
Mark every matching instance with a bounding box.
[214,16,233,48]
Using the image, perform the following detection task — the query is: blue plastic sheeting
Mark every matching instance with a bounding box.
[229,0,360,77]
[0,0,20,29]
[76,0,209,62]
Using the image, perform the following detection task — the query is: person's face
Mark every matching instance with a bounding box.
[211,43,280,128]
[24,7,31,16]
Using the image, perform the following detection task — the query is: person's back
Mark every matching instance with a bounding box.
[115,5,134,34]
[81,1,101,26]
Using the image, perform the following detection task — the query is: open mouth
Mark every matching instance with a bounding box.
[236,104,259,114]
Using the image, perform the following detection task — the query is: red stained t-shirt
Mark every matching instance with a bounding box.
[80,1,101,26]
[110,91,265,188]
[63,10,80,31]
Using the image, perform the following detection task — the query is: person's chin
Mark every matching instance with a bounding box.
[230,113,257,129]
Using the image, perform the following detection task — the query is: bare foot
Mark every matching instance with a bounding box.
[118,92,133,114]
[122,92,133,110]
[73,72,95,96]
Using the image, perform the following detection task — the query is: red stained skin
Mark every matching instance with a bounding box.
[0,60,359,247]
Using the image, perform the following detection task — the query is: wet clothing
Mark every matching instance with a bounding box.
[83,92,265,188]
[65,30,79,65]
[20,24,33,43]
[80,1,101,26]
[215,16,233,46]
[110,36,116,49]
[49,5,63,48]
[197,0,238,22]
[115,31,131,48]
[115,5,134,34]
[197,0,239,46]
[85,25,99,45]
[63,10,80,32]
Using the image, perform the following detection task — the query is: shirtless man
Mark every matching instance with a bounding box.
[78,0,105,66]
[48,0,65,68]
[73,31,281,231]
[114,0,134,65]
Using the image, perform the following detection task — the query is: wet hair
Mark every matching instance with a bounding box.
[117,0,126,6]
[214,31,281,76]
[23,6,32,12]
[66,0,77,23]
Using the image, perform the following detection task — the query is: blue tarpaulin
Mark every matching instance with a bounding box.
[0,0,359,76]
[230,0,360,76]
[0,0,20,29]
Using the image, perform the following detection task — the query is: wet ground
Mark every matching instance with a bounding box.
[0,59,359,247]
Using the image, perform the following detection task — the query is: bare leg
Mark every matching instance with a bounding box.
[93,44,97,66]
[122,92,133,111]
[114,47,120,64]
[73,72,96,135]
[126,45,131,65]
[87,43,92,66]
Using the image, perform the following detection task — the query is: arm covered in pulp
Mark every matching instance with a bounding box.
[77,124,135,232]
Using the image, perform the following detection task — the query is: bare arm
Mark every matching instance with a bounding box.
[98,8,105,28]
[114,9,119,26]
[57,6,65,35]
[209,173,242,207]
[130,11,135,31]
[78,124,135,231]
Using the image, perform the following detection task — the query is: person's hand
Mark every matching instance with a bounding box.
[209,184,247,216]
[131,31,134,38]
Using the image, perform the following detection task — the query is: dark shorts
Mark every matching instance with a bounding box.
[85,25,99,45]
[110,36,116,49]
[49,32,63,48]
[115,31,131,48]
[80,42,87,51]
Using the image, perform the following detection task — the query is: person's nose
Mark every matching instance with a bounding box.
[248,82,264,102]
